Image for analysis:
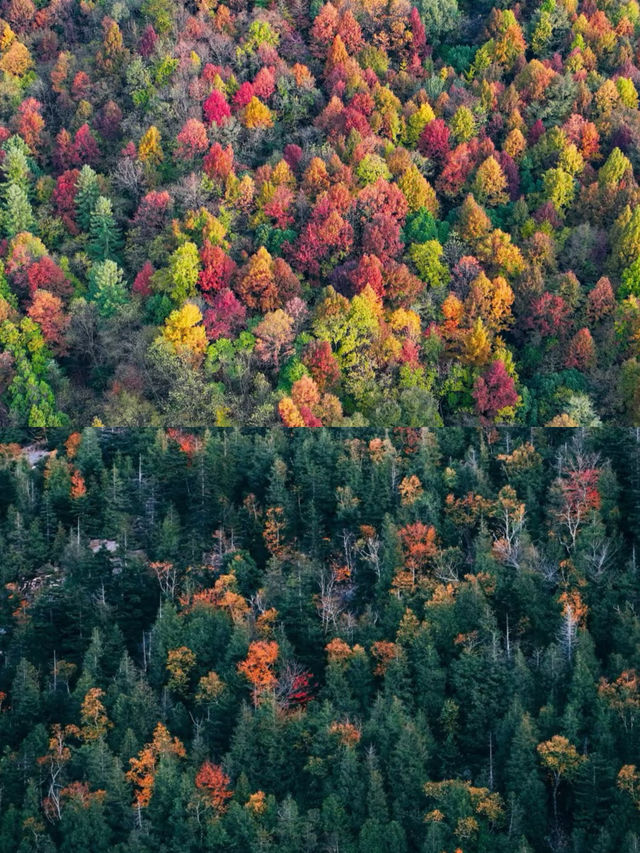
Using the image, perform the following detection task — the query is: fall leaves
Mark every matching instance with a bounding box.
[238,640,279,706]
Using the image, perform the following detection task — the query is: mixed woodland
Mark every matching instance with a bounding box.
[0,427,640,850]
[3,0,640,424]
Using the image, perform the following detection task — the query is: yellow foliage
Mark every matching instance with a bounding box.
[139,126,163,164]
[161,303,208,362]
[0,41,33,76]
[243,96,274,129]
[0,19,15,52]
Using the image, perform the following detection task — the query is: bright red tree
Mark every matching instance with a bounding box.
[203,89,231,125]
[473,359,519,423]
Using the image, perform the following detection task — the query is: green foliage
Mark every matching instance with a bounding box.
[87,260,128,318]
[75,166,100,233]
[409,240,449,287]
[168,242,200,304]
[416,0,460,43]
[0,318,64,425]
[88,197,122,261]
[3,184,33,238]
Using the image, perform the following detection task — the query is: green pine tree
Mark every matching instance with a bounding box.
[88,197,122,261]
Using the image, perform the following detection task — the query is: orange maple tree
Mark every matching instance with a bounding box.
[126,723,185,821]
[237,640,279,705]
[195,761,233,813]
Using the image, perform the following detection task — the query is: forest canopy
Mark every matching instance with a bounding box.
[1,0,640,424]
[1,427,640,851]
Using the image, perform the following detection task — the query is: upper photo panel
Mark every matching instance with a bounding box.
[0,0,638,426]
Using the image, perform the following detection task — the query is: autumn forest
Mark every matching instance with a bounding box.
[0,428,639,852]
[2,0,640,424]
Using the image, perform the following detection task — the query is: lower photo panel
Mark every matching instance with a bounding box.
[0,426,639,853]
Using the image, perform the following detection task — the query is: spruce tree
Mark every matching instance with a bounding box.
[88,196,122,261]
[75,165,100,232]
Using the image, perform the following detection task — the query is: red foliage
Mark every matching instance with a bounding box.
[263,184,295,228]
[15,98,44,152]
[528,119,545,145]
[195,762,233,813]
[138,23,157,57]
[418,118,450,161]
[203,89,231,126]
[132,190,172,238]
[96,100,122,140]
[287,670,314,705]
[198,242,236,298]
[350,253,384,298]
[176,118,208,159]
[7,0,34,30]
[302,339,340,391]
[384,261,424,306]
[232,81,255,109]
[283,144,303,172]
[27,289,69,354]
[356,178,408,225]
[310,2,339,58]
[294,203,354,277]
[565,327,596,371]
[400,338,421,367]
[53,169,80,234]
[54,128,75,172]
[362,213,404,262]
[133,261,154,297]
[253,66,275,100]
[399,521,438,578]
[203,289,247,340]
[298,405,323,427]
[72,124,100,166]
[203,142,234,181]
[27,256,71,300]
[472,359,519,423]
[526,292,570,337]
[587,276,615,322]
[409,7,427,57]
[437,143,476,197]
[560,468,601,514]
[167,429,202,459]
[337,10,363,54]
[71,71,90,100]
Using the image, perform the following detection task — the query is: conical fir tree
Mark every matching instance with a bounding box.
[88,196,122,260]
[75,164,100,232]
[4,184,34,237]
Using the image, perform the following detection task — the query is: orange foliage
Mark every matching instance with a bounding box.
[371,640,398,675]
[70,469,87,499]
[237,640,279,704]
[126,723,185,810]
[195,761,233,813]
[329,720,361,747]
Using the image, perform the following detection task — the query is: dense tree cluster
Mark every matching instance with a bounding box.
[1,427,640,851]
[3,0,640,424]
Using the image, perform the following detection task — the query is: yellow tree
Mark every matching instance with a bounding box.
[537,735,586,826]
[465,317,491,366]
[398,165,439,214]
[243,97,274,129]
[166,646,196,694]
[618,764,640,810]
[80,688,111,741]
[138,126,163,166]
[160,303,208,365]
[472,156,508,206]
